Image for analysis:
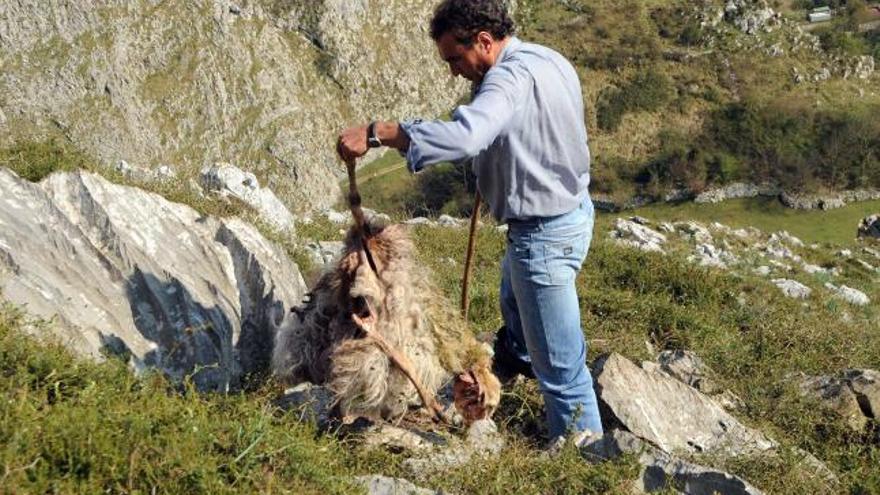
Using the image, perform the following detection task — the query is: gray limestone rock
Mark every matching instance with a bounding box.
[694,183,779,204]
[200,163,296,233]
[354,475,446,495]
[658,350,722,395]
[276,382,335,426]
[594,353,776,456]
[0,168,307,391]
[610,219,667,253]
[824,283,870,306]
[302,240,345,268]
[436,215,463,228]
[771,279,812,299]
[402,419,504,479]
[798,369,879,434]
[798,374,870,433]
[583,429,764,495]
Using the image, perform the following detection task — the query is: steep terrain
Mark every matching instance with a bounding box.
[0,0,466,212]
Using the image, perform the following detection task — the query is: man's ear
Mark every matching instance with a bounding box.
[475,31,494,54]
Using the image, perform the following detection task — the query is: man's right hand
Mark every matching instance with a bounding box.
[337,125,370,162]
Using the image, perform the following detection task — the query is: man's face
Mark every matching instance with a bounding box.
[436,32,491,82]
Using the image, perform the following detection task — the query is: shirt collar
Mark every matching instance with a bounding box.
[497,36,521,64]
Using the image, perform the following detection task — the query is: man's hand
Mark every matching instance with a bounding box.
[337,122,411,162]
[337,125,369,162]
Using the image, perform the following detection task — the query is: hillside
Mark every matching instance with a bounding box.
[2,1,880,493]
[0,0,465,212]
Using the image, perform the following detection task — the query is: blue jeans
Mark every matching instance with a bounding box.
[500,198,603,439]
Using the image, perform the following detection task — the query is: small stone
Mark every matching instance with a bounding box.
[771,279,812,299]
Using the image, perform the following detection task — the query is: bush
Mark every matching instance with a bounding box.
[406,161,477,217]
[702,98,880,192]
[596,69,674,131]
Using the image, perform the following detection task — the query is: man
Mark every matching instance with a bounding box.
[336,0,602,446]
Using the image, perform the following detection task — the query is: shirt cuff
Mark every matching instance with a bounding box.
[399,119,425,173]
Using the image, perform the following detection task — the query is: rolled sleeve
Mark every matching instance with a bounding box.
[399,61,531,174]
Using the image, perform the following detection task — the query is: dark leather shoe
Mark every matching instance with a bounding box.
[491,326,535,383]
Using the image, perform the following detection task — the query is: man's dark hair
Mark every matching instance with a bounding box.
[430,0,515,46]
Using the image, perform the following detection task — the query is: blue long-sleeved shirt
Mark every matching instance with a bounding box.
[400,37,591,222]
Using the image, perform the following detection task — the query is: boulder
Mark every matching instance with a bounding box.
[798,374,870,433]
[302,240,345,268]
[583,429,764,495]
[674,222,713,243]
[689,243,737,269]
[594,353,776,456]
[436,214,463,227]
[200,163,296,233]
[0,168,307,391]
[824,283,870,306]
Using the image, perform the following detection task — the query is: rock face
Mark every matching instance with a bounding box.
[0,168,307,390]
[0,0,465,212]
[594,353,776,456]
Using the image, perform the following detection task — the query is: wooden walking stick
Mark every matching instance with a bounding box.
[461,191,482,321]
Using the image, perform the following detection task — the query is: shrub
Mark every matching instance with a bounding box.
[596,69,673,131]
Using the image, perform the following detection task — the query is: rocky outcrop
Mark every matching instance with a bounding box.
[0,0,465,212]
[723,0,780,35]
[0,168,307,390]
[771,279,812,299]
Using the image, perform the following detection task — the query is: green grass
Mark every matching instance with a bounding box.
[0,138,93,182]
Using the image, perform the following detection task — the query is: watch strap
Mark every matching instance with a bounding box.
[367,122,382,148]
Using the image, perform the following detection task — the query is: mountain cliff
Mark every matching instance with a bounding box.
[0,0,466,212]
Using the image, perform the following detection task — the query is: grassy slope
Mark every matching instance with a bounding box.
[3,208,879,493]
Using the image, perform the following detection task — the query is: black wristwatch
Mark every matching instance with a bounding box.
[367,122,383,148]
